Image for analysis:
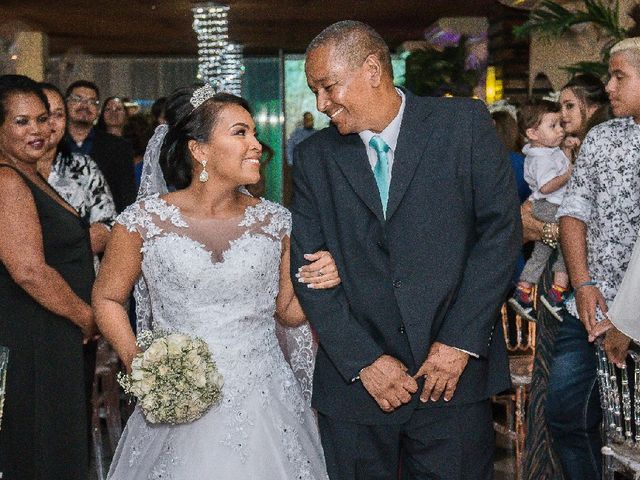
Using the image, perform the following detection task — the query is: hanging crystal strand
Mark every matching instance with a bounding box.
[597,343,617,443]
[620,361,633,445]
[631,351,640,446]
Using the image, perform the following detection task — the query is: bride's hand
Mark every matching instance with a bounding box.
[296,251,341,289]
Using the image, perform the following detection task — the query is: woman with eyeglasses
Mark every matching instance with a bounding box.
[64,80,136,214]
[0,74,96,479]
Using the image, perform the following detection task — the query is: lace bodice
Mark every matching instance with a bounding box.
[118,195,290,338]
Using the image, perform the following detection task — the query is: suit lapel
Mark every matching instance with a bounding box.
[331,133,385,222]
[386,93,434,220]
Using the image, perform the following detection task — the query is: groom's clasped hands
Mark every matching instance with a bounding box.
[360,342,469,413]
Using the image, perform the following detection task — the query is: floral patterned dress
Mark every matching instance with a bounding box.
[107,195,328,480]
[48,151,116,227]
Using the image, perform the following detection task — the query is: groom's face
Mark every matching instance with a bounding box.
[305,44,375,135]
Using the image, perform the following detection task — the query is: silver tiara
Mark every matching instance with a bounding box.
[190,83,216,109]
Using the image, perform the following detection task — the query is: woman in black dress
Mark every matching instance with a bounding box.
[0,75,96,479]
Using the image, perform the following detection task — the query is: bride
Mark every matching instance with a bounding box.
[93,85,337,479]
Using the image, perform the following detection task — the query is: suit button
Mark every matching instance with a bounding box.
[398,325,405,334]
[377,240,384,248]
[393,280,402,288]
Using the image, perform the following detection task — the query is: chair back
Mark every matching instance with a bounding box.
[0,346,8,430]
[597,346,639,445]
[501,303,537,354]
[597,345,640,478]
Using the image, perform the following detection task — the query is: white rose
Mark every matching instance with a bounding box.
[141,396,156,412]
[145,411,158,423]
[131,356,143,370]
[131,368,144,382]
[138,374,156,395]
[189,357,205,374]
[144,340,168,364]
[194,372,207,388]
[166,334,190,356]
[185,349,200,365]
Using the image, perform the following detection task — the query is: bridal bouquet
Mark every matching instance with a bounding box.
[118,331,224,424]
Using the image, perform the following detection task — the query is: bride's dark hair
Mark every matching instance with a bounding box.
[160,86,252,189]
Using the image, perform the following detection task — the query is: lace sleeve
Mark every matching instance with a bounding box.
[116,197,163,240]
[276,322,316,406]
[271,204,314,405]
[116,195,162,337]
[266,202,292,240]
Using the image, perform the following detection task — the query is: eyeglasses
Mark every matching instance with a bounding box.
[67,94,100,107]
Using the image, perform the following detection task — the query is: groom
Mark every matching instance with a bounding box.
[290,21,521,479]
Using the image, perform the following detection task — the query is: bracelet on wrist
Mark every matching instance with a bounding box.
[575,280,597,290]
[541,222,559,248]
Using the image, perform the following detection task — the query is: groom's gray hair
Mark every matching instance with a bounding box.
[306,20,393,79]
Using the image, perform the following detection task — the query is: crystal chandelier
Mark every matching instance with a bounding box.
[192,2,244,96]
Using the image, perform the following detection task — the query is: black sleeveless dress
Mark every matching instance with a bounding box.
[0,165,95,479]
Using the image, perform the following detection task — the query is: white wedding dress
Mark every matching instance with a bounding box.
[107,194,328,480]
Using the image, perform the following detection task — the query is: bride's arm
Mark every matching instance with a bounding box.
[92,224,143,372]
[276,236,340,327]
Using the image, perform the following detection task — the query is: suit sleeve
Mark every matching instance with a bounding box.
[290,148,384,383]
[435,101,521,358]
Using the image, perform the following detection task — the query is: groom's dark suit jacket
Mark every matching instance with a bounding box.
[290,91,521,424]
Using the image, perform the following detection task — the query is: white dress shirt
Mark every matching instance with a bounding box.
[358,88,406,178]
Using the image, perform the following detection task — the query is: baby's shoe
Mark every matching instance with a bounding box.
[508,286,537,322]
[539,284,568,322]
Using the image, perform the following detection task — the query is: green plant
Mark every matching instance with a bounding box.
[513,0,631,78]
[514,0,625,40]
[403,37,480,97]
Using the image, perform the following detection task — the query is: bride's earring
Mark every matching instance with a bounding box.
[198,159,209,183]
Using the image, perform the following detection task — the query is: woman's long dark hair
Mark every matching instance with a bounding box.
[160,86,252,190]
[562,74,609,140]
[96,96,126,132]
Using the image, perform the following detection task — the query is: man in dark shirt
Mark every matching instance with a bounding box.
[65,80,136,213]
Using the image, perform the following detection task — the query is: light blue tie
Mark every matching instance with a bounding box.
[369,135,390,217]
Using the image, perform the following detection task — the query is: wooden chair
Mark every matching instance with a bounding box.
[493,301,537,480]
[598,346,640,480]
[90,339,123,480]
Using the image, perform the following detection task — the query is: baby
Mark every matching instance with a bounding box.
[509,100,573,322]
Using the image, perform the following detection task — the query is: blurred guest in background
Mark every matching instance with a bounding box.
[0,74,95,480]
[65,80,136,213]
[492,109,531,203]
[286,111,316,167]
[96,96,128,137]
[151,96,167,127]
[123,113,153,188]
